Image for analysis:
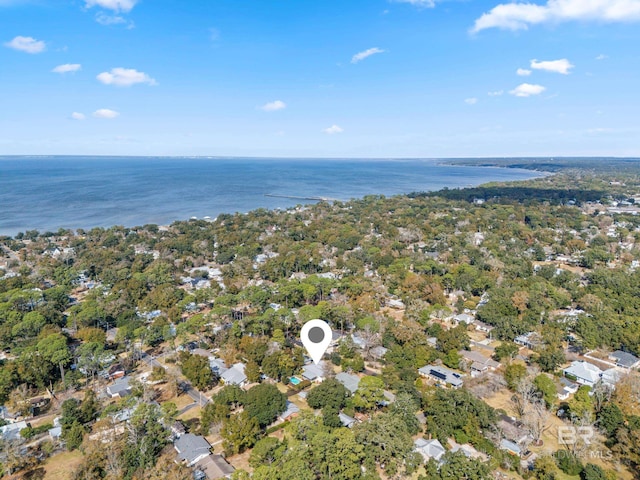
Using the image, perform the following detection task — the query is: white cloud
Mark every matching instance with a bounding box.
[95,12,129,26]
[323,125,344,134]
[392,0,436,7]
[351,47,385,64]
[530,58,574,74]
[465,97,478,105]
[85,0,137,13]
[472,0,640,33]
[517,68,531,76]
[509,83,546,97]
[71,112,86,120]
[488,90,504,96]
[93,108,119,119]
[260,100,286,112]
[52,63,81,74]
[97,68,157,87]
[4,36,45,54]
[595,53,608,60]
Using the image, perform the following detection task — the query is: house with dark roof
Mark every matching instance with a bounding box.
[174,433,211,466]
[609,350,640,369]
[418,365,463,388]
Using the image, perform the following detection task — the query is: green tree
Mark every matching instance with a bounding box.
[222,412,261,455]
[580,463,607,480]
[249,437,285,468]
[306,378,349,410]
[244,383,286,428]
[353,376,385,412]
[598,403,624,437]
[569,386,594,420]
[391,392,421,435]
[493,342,519,362]
[355,412,414,476]
[65,421,85,450]
[504,363,527,390]
[180,352,214,390]
[435,451,491,480]
[534,374,557,409]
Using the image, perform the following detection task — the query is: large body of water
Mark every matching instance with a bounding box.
[0,157,543,236]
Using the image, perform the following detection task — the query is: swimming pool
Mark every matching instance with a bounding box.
[289,377,301,385]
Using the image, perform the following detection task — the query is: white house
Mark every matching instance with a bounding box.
[414,438,445,463]
[563,361,602,387]
[220,363,247,387]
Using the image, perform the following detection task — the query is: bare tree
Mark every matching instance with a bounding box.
[512,376,537,419]
[523,400,550,446]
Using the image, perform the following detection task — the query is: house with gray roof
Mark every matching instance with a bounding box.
[339,412,356,428]
[418,365,463,388]
[193,454,234,480]
[175,433,211,466]
[209,358,228,375]
[220,363,247,387]
[459,350,500,377]
[514,332,542,349]
[414,438,445,463]
[500,439,522,456]
[106,376,131,398]
[370,346,388,360]
[609,350,640,369]
[0,421,28,441]
[279,401,300,421]
[563,360,602,387]
[48,426,62,440]
[601,368,624,388]
[335,372,360,394]
[301,362,325,382]
[454,313,475,325]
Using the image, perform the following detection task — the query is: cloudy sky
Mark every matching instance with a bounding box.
[1,0,639,157]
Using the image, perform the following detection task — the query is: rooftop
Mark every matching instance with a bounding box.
[302,362,325,381]
[220,363,247,385]
[563,360,602,384]
[418,364,464,387]
[175,433,211,466]
[335,372,361,394]
[610,350,640,368]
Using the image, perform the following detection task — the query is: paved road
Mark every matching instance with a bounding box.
[140,352,210,406]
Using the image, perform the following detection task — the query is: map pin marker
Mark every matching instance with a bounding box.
[301,319,332,365]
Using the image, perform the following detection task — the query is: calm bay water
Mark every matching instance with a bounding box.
[0,157,542,236]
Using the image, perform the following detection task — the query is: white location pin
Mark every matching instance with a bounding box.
[301,319,332,365]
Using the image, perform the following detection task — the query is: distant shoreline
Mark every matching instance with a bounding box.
[0,158,546,237]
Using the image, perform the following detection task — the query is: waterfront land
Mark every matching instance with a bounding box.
[1,160,640,479]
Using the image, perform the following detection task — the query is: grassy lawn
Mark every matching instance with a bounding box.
[42,450,84,480]
[177,404,202,422]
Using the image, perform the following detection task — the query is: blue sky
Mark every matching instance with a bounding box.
[1,0,640,157]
